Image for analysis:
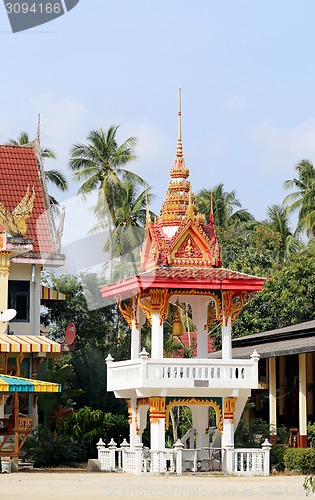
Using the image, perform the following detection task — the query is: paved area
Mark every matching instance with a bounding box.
[0,472,310,499]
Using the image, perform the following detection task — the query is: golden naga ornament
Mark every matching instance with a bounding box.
[0,185,35,236]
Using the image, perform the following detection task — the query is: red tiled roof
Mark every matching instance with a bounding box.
[0,145,54,255]
[100,266,266,299]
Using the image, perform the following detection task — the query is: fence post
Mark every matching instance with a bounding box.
[174,439,184,475]
[134,438,144,475]
[261,438,271,475]
[224,441,234,473]
[108,438,117,472]
[120,438,130,472]
[97,438,106,470]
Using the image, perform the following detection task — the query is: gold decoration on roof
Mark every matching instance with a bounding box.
[0,185,35,237]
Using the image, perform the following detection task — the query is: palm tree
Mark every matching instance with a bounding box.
[284,159,315,238]
[196,183,255,228]
[265,204,300,262]
[70,126,147,278]
[91,178,155,279]
[7,130,68,206]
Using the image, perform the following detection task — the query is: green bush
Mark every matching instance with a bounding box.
[270,445,286,472]
[307,422,315,447]
[284,448,315,474]
[23,425,83,467]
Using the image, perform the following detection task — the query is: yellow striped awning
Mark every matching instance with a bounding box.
[0,374,61,393]
[41,285,66,301]
[0,335,62,353]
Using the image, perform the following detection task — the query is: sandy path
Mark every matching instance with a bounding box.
[0,472,308,499]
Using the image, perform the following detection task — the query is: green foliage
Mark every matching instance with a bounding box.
[41,272,128,351]
[270,445,286,472]
[307,422,315,447]
[23,425,82,467]
[59,406,128,459]
[304,476,315,496]
[36,361,80,427]
[235,417,270,448]
[234,249,315,335]
[283,448,315,473]
[219,222,282,277]
[69,346,126,413]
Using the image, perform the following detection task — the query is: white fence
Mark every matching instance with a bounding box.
[97,438,271,476]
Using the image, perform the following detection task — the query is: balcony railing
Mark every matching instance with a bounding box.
[107,353,259,393]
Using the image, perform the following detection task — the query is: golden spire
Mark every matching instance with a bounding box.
[176,87,183,161]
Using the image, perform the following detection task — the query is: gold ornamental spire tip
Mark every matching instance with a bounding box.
[145,194,151,224]
[176,87,183,159]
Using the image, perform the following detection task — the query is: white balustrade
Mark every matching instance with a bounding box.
[107,357,259,392]
[231,442,271,476]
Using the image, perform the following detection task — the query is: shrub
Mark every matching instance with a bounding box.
[284,448,315,474]
[307,422,315,447]
[270,445,286,472]
[23,425,83,467]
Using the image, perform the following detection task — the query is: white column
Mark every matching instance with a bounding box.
[0,252,11,334]
[150,398,166,450]
[269,357,277,444]
[221,316,232,360]
[222,397,235,448]
[131,302,145,359]
[299,353,307,447]
[222,418,234,448]
[189,297,209,359]
[279,356,286,417]
[151,312,163,359]
[307,353,313,416]
[191,405,209,448]
[129,398,138,449]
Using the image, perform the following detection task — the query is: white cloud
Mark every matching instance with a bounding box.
[251,117,315,176]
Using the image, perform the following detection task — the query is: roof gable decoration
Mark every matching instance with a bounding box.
[0,185,35,237]
[169,215,221,267]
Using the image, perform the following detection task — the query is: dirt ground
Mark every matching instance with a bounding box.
[0,471,310,499]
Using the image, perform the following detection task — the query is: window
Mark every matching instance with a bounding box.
[8,281,30,322]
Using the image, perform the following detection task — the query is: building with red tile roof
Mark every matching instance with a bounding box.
[0,136,65,429]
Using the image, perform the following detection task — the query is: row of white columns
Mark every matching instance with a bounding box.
[269,353,311,446]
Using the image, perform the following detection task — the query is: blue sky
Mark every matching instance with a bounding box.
[2,0,315,252]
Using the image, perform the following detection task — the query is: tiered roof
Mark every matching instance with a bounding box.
[0,143,64,263]
[101,90,266,300]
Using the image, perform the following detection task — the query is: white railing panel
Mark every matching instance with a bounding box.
[107,357,259,392]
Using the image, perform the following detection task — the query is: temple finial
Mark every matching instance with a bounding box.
[36,114,41,143]
[146,195,151,224]
[209,192,214,224]
[176,88,183,161]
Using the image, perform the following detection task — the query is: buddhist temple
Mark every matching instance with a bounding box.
[100,90,268,474]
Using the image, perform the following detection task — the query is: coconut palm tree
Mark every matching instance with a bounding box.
[284,159,315,238]
[265,204,300,262]
[70,126,147,278]
[91,178,155,279]
[196,184,255,228]
[7,130,68,206]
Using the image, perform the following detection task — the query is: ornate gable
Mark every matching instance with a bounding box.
[169,218,220,267]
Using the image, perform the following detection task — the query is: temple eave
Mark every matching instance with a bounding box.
[100,270,266,300]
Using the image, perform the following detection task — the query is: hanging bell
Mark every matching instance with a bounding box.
[172,310,184,336]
